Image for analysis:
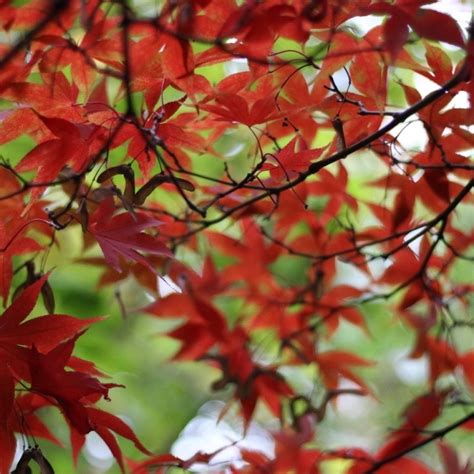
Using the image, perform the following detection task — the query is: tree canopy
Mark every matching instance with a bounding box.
[0,0,473,472]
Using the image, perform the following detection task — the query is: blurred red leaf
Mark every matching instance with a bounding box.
[88,198,173,273]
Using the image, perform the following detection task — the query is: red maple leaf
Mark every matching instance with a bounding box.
[27,334,121,434]
[0,276,101,472]
[0,220,42,302]
[376,390,450,460]
[202,93,280,126]
[0,276,100,354]
[15,115,99,196]
[88,197,173,273]
[263,136,325,182]
[70,407,151,472]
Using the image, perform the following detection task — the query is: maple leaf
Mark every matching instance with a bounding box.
[349,28,388,109]
[88,197,173,273]
[206,219,282,287]
[201,93,280,126]
[147,292,228,359]
[460,351,474,390]
[70,407,150,472]
[165,256,230,299]
[15,114,98,196]
[0,1,472,472]
[27,334,122,434]
[0,220,42,303]
[0,365,15,474]
[130,449,228,473]
[12,394,61,446]
[438,442,472,474]
[240,414,321,473]
[3,71,84,121]
[362,2,465,59]
[410,334,459,383]
[345,451,435,474]
[263,136,325,182]
[315,351,373,392]
[0,277,100,473]
[0,276,100,354]
[376,390,450,460]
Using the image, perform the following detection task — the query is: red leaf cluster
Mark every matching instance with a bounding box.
[0,0,472,472]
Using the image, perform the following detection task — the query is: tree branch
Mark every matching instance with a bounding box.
[364,412,474,473]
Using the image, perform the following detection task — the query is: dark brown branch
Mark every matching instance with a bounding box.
[363,412,474,473]
[0,0,69,70]
[177,60,470,235]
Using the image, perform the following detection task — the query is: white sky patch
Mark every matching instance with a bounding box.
[334,380,378,420]
[330,68,351,94]
[224,140,247,158]
[224,57,249,75]
[441,90,470,112]
[11,441,21,471]
[404,227,424,257]
[392,349,429,385]
[367,258,386,280]
[426,0,473,36]
[344,15,383,35]
[333,259,371,289]
[413,72,440,96]
[158,275,182,297]
[390,119,429,152]
[85,432,115,470]
[171,401,274,471]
